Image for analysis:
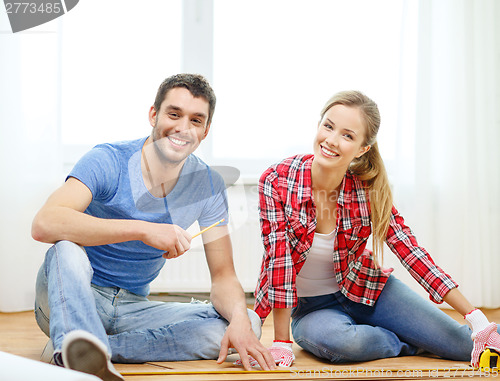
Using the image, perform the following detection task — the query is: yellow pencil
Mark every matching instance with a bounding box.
[192,218,225,238]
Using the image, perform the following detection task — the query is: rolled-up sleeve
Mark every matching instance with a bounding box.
[385,206,458,303]
[255,168,297,319]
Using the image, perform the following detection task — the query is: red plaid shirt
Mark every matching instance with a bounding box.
[254,154,458,321]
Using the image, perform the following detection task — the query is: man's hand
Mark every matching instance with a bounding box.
[203,228,274,370]
[141,223,191,258]
[217,317,275,371]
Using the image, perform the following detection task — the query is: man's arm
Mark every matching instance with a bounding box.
[32,177,191,255]
[201,226,275,371]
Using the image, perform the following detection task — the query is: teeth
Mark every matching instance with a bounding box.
[168,136,188,146]
[321,146,338,157]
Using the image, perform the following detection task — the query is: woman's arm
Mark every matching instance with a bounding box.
[442,288,475,316]
[255,167,297,320]
[254,168,298,367]
[387,210,498,368]
[273,308,292,341]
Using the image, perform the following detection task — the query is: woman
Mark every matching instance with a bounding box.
[253,91,499,367]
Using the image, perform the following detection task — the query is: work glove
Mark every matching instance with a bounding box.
[234,340,295,368]
[465,309,500,368]
[269,340,295,367]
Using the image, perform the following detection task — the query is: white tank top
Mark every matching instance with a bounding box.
[296,230,340,297]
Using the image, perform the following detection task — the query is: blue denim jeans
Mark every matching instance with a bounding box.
[291,276,478,363]
[35,240,262,363]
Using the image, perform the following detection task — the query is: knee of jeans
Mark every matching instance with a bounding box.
[247,309,262,339]
[294,323,366,362]
[52,240,86,256]
[48,240,93,276]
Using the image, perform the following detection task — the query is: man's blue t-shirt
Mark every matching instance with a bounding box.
[68,137,229,296]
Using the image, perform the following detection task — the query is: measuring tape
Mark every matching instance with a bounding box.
[479,348,500,372]
[119,367,480,377]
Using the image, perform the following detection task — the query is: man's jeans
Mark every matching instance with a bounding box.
[291,276,479,363]
[35,240,261,363]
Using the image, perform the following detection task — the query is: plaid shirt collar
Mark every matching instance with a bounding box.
[295,155,354,209]
[295,155,313,204]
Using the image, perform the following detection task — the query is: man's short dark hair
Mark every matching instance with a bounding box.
[154,73,216,126]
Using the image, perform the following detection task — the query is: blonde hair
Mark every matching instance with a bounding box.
[320,91,393,266]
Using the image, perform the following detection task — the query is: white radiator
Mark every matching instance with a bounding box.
[150,183,263,294]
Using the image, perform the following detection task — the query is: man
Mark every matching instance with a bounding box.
[32,74,275,380]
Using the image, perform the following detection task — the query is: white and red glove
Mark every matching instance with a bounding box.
[465,309,500,368]
[234,340,295,368]
[269,340,295,367]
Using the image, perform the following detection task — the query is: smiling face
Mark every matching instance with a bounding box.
[149,87,210,166]
[313,104,371,172]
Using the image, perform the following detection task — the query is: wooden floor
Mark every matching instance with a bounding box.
[1,307,499,380]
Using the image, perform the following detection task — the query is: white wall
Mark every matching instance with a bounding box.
[0,13,62,311]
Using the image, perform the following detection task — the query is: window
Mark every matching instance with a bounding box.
[212,0,418,179]
[60,0,418,181]
[60,0,182,167]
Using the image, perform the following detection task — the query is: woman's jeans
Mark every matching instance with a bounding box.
[291,276,479,363]
[34,240,261,363]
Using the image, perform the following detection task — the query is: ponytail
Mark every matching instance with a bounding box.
[350,143,393,266]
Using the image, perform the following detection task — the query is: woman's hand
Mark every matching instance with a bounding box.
[268,340,295,367]
[465,309,500,368]
[233,340,295,368]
